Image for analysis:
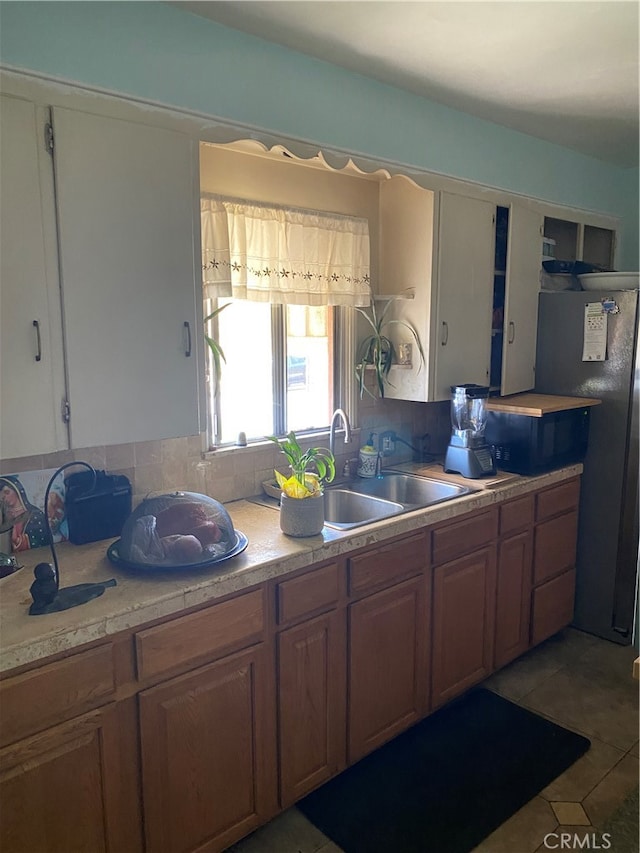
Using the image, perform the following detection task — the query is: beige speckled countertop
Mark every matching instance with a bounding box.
[0,463,582,673]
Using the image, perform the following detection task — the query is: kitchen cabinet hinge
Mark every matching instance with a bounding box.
[44,123,54,155]
[62,399,70,423]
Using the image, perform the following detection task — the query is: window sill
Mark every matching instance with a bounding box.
[203,427,362,458]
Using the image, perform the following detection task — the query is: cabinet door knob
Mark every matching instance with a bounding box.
[183,321,192,357]
[441,321,449,346]
[508,321,515,344]
[33,320,42,362]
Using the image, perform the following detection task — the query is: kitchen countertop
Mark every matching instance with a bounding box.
[0,463,582,674]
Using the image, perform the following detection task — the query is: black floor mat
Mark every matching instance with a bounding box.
[298,688,590,853]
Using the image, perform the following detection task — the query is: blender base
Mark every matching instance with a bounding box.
[444,444,496,478]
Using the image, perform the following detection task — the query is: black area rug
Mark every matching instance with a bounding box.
[298,688,590,853]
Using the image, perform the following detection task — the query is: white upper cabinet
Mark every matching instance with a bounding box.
[500,204,544,395]
[377,175,436,403]
[433,192,495,401]
[52,107,202,448]
[0,95,67,459]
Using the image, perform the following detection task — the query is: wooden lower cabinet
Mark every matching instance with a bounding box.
[533,510,578,585]
[348,575,428,763]
[139,644,277,853]
[530,479,580,646]
[431,547,497,708]
[0,698,142,853]
[277,609,346,807]
[0,476,583,853]
[531,568,577,646]
[494,530,532,669]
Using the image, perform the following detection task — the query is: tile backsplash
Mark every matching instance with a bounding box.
[0,399,451,508]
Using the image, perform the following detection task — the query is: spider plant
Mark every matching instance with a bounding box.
[355,291,424,398]
[204,302,231,381]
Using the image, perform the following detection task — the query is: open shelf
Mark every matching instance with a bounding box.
[374,288,415,301]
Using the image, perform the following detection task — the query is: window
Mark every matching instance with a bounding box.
[206,299,342,445]
[202,195,369,447]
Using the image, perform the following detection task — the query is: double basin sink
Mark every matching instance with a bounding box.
[323,471,474,530]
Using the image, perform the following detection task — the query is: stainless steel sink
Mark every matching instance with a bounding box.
[324,489,404,530]
[346,472,470,508]
[251,470,474,532]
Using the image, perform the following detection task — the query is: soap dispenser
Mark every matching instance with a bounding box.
[357,433,379,478]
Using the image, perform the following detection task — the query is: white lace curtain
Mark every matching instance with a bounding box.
[201,195,371,307]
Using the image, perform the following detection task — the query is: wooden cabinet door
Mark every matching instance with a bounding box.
[494,531,532,668]
[139,645,276,853]
[51,106,201,448]
[0,95,67,458]
[431,547,496,708]
[501,204,544,395]
[278,609,346,807]
[433,192,495,400]
[531,568,576,646]
[0,700,142,853]
[533,510,578,585]
[348,575,428,763]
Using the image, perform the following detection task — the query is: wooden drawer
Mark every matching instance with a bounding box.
[276,562,340,626]
[533,510,578,585]
[535,478,580,522]
[0,643,115,747]
[531,568,576,646]
[431,509,498,566]
[135,588,264,681]
[500,495,534,537]
[348,532,427,597]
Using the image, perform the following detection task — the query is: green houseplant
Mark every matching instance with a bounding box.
[355,291,425,398]
[268,432,335,536]
[204,303,231,381]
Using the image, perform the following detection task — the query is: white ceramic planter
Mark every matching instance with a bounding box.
[279,492,325,537]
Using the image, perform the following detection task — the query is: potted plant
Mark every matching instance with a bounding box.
[268,431,335,536]
[355,290,424,398]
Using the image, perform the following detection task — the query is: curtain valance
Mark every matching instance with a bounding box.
[201,195,371,307]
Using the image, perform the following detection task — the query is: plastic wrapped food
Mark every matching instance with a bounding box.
[116,491,237,567]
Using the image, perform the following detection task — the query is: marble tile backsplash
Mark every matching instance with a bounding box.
[0,399,451,508]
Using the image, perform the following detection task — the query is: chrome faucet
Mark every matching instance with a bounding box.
[329,408,352,458]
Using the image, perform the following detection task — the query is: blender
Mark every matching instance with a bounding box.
[444,384,496,478]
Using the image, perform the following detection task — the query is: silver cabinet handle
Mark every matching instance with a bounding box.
[33,320,42,362]
[508,321,515,344]
[441,321,449,346]
[184,321,192,357]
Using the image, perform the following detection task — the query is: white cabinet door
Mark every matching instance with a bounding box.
[0,95,67,459]
[501,205,543,396]
[434,192,495,401]
[52,108,201,448]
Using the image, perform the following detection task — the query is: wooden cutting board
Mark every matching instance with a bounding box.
[412,462,520,490]
[486,393,601,417]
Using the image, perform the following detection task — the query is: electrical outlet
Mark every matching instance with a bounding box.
[380,430,396,455]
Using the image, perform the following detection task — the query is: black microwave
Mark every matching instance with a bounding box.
[485,406,591,475]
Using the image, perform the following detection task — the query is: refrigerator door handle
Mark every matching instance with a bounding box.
[508,321,515,344]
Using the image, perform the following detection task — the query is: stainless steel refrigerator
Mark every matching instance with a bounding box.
[535,289,639,646]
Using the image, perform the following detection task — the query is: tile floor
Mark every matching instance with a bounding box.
[227,628,639,853]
